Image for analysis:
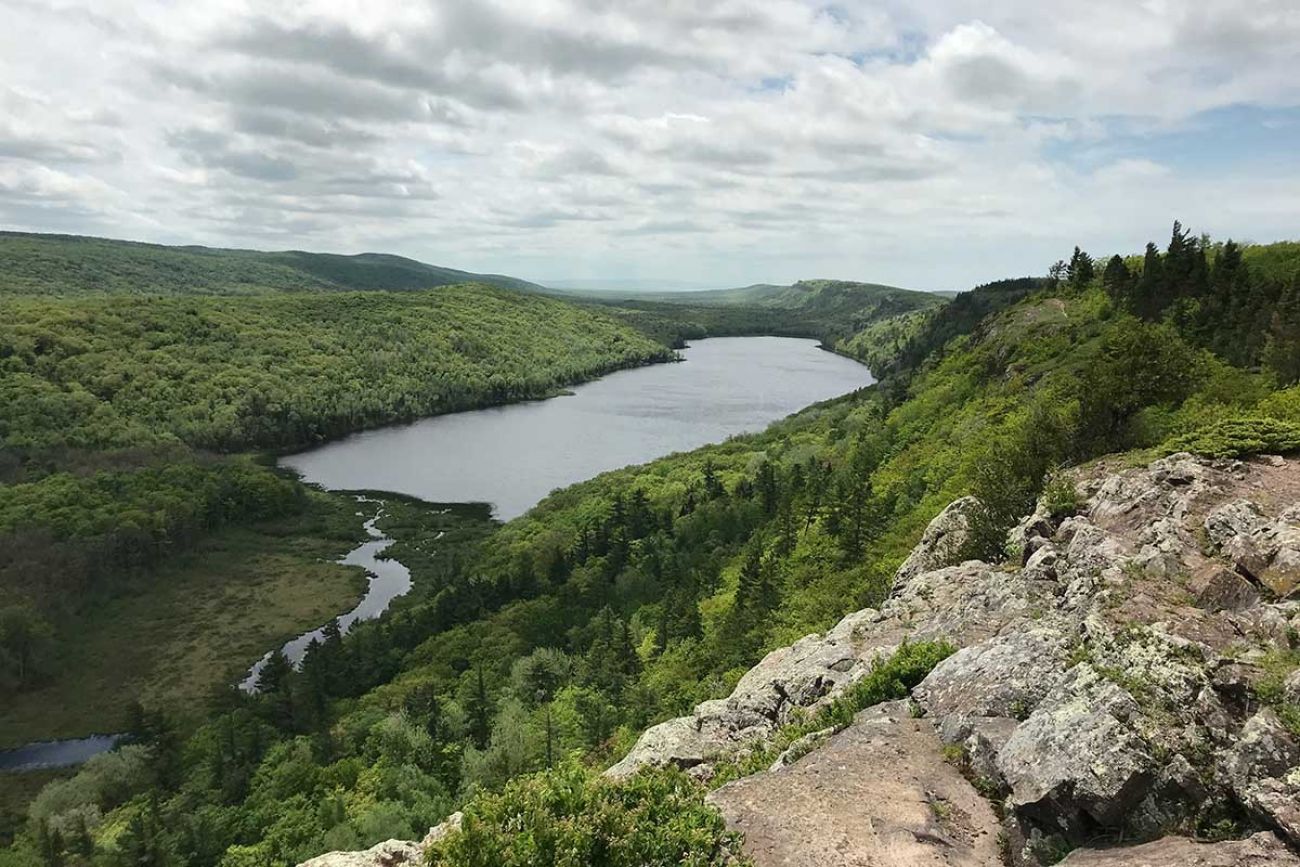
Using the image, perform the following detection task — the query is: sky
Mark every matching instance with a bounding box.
[2,1,1299,291]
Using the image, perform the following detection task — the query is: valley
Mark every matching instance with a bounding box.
[2,227,1300,867]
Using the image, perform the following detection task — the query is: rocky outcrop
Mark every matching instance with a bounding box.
[1056,832,1299,866]
[894,495,978,586]
[318,454,1300,867]
[708,700,1004,867]
[609,453,1300,866]
[295,815,460,867]
[298,839,424,867]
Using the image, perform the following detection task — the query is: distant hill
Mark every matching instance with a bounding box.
[0,231,544,295]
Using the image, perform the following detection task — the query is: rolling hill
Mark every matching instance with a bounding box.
[0,231,544,296]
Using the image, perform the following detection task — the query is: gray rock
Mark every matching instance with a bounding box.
[996,664,1156,829]
[422,811,462,848]
[1244,769,1300,847]
[1056,832,1300,866]
[894,495,978,588]
[914,628,1069,745]
[605,607,896,779]
[1205,500,1300,599]
[1219,709,1300,802]
[1285,669,1300,705]
[298,839,424,867]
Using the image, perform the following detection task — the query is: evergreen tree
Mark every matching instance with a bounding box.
[256,648,292,694]
[1066,246,1095,288]
[466,665,492,749]
[1135,241,1164,319]
[1101,254,1130,302]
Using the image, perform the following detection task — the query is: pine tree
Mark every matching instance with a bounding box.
[1066,246,1095,288]
[1264,278,1300,385]
[466,665,492,749]
[256,648,292,694]
[1135,242,1164,319]
[1101,254,1130,303]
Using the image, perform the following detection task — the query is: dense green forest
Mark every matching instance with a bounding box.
[6,224,1300,866]
[0,285,672,455]
[0,283,672,739]
[0,233,544,296]
[590,279,943,353]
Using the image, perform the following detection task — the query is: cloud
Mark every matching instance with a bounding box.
[0,1,1297,288]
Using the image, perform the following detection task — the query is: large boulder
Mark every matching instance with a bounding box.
[894,495,978,587]
[996,664,1157,829]
[914,628,1070,745]
[1218,708,1300,801]
[1244,769,1300,847]
[1205,500,1300,598]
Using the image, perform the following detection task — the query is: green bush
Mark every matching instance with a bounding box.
[1164,417,1300,458]
[425,763,749,867]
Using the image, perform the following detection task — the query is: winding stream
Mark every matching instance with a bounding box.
[238,499,415,691]
[3,337,873,772]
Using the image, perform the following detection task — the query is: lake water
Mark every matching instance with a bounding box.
[3,337,872,770]
[0,734,124,772]
[282,337,875,520]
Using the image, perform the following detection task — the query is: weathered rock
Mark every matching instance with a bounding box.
[1191,565,1262,612]
[1218,709,1300,802]
[996,664,1156,830]
[605,606,896,778]
[708,701,1003,867]
[914,628,1069,745]
[298,839,424,867]
[422,811,462,848]
[1244,768,1300,846]
[1205,500,1300,598]
[894,495,978,587]
[1285,669,1300,705]
[1055,832,1300,866]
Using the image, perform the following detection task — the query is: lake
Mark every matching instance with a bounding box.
[2,337,872,771]
[282,337,875,519]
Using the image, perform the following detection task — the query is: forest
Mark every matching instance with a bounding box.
[0,283,673,735]
[5,224,1299,866]
[0,233,542,296]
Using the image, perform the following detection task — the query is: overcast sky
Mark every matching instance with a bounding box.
[2,1,1298,290]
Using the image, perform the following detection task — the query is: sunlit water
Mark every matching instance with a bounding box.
[282,337,875,520]
[4,337,872,769]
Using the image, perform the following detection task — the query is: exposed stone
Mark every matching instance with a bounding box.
[1205,500,1300,598]
[1244,769,1300,846]
[708,701,1003,867]
[914,628,1069,745]
[1055,832,1300,866]
[1285,669,1300,705]
[298,839,424,867]
[894,495,978,587]
[996,664,1156,830]
[421,811,462,848]
[1191,565,1262,612]
[1218,709,1300,802]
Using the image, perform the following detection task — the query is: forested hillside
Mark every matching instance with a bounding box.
[9,225,1298,867]
[0,282,672,760]
[593,278,944,355]
[0,233,543,296]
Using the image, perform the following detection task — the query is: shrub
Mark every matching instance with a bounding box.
[1164,417,1300,459]
[425,763,749,867]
